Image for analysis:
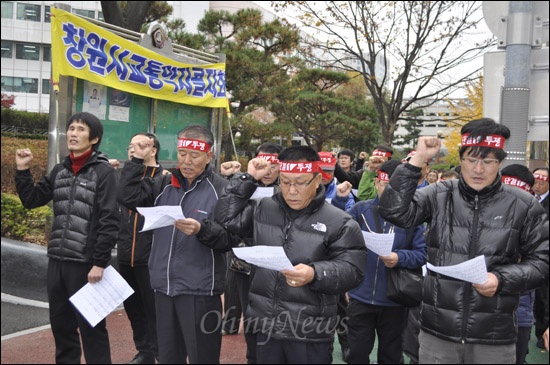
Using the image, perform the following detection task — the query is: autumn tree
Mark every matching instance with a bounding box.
[443,75,484,166]
[1,93,16,109]
[273,1,496,146]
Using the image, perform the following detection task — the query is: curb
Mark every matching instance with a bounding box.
[1,237,118,303]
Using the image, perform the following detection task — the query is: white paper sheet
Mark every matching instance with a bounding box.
[250,187,274,200]
[232,246,295,271]
[136,205,185,232]
[69,265,134,327]
[426,255,488,284]
[361,231,395,256]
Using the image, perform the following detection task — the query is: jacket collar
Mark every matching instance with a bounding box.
[458,172,502,201]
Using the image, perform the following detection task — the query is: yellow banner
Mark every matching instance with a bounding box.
[51,8,227,108]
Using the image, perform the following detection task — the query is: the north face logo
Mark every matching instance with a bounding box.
[312,222,327,232]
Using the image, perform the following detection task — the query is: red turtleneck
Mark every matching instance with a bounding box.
[70,149,93,175]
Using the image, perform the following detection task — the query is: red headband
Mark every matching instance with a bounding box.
[279,161,331,180]
[534,174,549,182]
[177,138,211,152]
[502,176,531,192]
[461,134,505,149]
[377,170,390,182]
[372,149,392,158]
[318,152,336,169]
[257,153,279,164]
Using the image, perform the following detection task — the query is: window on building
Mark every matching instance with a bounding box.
[1,76,14,92]
[42,78,50,95]
[16,43,40,61]
[43,46,51,62]
[1,76,39,93]
[21,78,39,93]
[16,3,41,22]
[1,1,14,19]
[72,9,95,19]
[44,5,50,23]
[98,11,104,21]
[1,40,13,58]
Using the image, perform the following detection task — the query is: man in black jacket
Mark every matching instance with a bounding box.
[116,133,167,364]
[15,112,120,364]
[216,145,367,364]
[117,124,237,364]
[379,118,549,364]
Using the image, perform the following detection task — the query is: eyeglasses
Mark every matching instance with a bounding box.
[461,157,500,166]
[126,145,135,151]
[279,174,318,190]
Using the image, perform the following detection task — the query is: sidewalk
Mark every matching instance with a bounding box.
[1,307,248,364]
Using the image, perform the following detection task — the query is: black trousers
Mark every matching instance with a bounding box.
[346,298,407,364]
[402,304,421,364]
[225,269,258,364]
[534,282,548,339]
[222,267,242,334]
[336,293,349,350]
[516,326,531,364]
[256,333,333,364]
[155,292,222,364]
[118,263,158,358]
[47,259,111,364]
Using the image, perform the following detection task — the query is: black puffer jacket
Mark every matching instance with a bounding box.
[379,163,549,345]
[216,173,367,343]
[15,151,120,267]
[117,164,167,267]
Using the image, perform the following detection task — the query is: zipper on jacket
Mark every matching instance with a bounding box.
[461,193,480,342]
[61,175,78,257]
[372,256,381,304]
[131,210,138,267]
[283,221,293,242]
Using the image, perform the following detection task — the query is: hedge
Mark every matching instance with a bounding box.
[1,193,51,245]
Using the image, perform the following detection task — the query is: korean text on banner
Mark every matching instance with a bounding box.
[50,7,227,108]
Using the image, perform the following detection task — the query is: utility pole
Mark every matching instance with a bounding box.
[482,1,549,169]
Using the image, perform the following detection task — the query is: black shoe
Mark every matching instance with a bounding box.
[128,352,155,364]
[536,338,545,349]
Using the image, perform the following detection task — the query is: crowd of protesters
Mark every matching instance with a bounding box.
[15,114,549,364]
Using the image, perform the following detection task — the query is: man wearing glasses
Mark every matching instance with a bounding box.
[379,118,548,364]
[215,145,367,364]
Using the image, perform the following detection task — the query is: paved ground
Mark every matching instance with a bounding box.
[1,293,548,364]
[0,301,249,364]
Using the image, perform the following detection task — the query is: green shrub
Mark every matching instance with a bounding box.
[1,193,51,245]
[1,136,49,194]
[0,109,48,132]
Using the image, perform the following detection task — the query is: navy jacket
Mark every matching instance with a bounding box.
[332,195,426,306]
[117,159,236,296]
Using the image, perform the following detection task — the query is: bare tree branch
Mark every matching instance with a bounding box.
[274,1,497,145]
